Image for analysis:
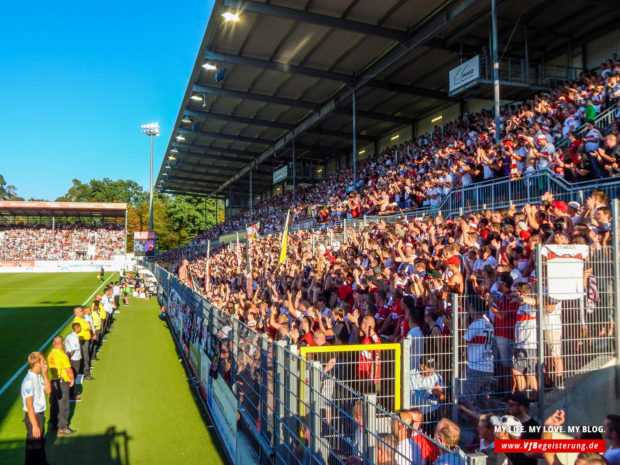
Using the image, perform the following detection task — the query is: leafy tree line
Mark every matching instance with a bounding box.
[1,175,224,251]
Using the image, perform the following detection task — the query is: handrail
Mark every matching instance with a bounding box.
[214,172,620,242]
[556,103,618,147]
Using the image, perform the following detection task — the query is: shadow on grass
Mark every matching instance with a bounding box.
[0,427,131,465]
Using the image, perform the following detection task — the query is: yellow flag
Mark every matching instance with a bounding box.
[279,209,290,264]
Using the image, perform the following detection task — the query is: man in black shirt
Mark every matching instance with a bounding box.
[505,391,542,465]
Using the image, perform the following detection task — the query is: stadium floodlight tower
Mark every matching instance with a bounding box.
[141,122,159,232]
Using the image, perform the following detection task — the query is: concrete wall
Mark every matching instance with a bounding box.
[545,359,619,429]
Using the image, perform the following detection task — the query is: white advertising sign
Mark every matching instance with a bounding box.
[272,165,287,185]
[449,55,480,92]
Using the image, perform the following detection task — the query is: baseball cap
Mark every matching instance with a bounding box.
[491,415,523,439]
[445,256,460,267]
[568,201,580,210]
[508,391,531,408]
[551,200,568,213]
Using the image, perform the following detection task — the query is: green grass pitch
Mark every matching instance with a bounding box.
[0,272,225,465]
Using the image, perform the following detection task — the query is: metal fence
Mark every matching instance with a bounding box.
[299,343,402,414]
[142,261,481,465]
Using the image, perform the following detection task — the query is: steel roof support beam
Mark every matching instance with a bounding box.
[173,150,280,166]
[203,51,455,101]
[222,0,408,42]
[173,142,261,159]
[184,108,375,142]
[207,0,480,198]
[178,127,274,146]
[333,108,414,125]
[193,84,320,110]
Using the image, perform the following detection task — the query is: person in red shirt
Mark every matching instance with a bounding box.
[356,315,381,394]
[487,273,519,393]
[374,290,391,335]
[409,407,439,465]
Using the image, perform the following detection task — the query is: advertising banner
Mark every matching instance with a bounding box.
[449,55,480,93]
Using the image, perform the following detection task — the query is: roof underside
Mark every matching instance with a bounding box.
[156,0,620,197]
[0,201,127,218]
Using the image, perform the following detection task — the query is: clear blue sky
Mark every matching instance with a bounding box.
[0,0,214,200]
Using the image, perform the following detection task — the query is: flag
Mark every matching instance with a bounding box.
[246,223,260,243]
[236,231,241,267]
[204,240,211,292]
[279,209,291,264]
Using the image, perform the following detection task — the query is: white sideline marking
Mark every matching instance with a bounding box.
[0,274,115,397]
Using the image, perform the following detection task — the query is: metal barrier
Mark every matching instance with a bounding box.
[217,172,620,244]
[142,260,483,465]
[556,103,618,147]
[299,343,402,414]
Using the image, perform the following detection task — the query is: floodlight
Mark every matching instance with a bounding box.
[390,134,399,141]
[202,63,217,70]
[222,11,240,22]
[169,155,176,160]
[190,95,203,101]
[176,135,185,141]
[182,115,192,123]
[431,115,443,123]
[141,122,160,136]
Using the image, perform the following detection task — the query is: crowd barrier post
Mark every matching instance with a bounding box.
[450,293,459,423]
[232,318,240,392]
[287,344,299,418]
[343,219,347,243]
[308,361,323,463]
[274,341,286,464]
[613,199,620,398]
[363,393,378,465]
[259,333,271,449]
[468,452,488,465]
[535,244,545,418]
[400,338,412,410]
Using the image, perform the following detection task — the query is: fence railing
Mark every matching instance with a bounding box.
[144,191,620,458]
[144,260,483,465]
[556,102,618,148]
[219,171,620,247]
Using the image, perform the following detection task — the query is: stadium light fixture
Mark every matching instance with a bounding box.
[170,148,178,153]
[176,135,185,141]
[141,122,160,233]
[190,95,203,101]
[202,63,217,70]
[358,149,366,155]
[431,115,443,123]
[390,134,399,141]
[169,155,176,160]
[182,115,192,123]
[222,11,240,22]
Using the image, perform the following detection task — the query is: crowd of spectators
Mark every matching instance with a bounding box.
[0,223,125,261]
[153,57,620,462]
[186,55,619,247]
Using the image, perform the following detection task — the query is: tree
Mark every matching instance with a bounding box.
[0,174,24,200]
[56,178,148,206]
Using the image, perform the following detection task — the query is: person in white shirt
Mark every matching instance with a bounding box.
[584,121,603,177]
[101,287,115,333]
[543,298,563,388]
[434,418,467,465]
[391,411,420,465]
[65,322,83,401]
[462,299,495,411]
[512,283,538,394]
[21,351,51,464]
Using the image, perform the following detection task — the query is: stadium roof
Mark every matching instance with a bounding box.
[0,201,127,218]
[156,0,620,198]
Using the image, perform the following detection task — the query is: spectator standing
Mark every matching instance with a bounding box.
[506,391,541,465]
[113,281,121,309]
[391,411,416,465]
[20,351,51,465]
[47,336,76,436]
[65,323,83,402]
[72,307,94,381]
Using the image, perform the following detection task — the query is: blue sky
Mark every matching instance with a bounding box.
[0,0,214,200]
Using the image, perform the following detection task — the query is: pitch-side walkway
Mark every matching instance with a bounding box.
[1,295,226,465]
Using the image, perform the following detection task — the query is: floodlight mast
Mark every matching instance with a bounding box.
[141,122,159,233]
